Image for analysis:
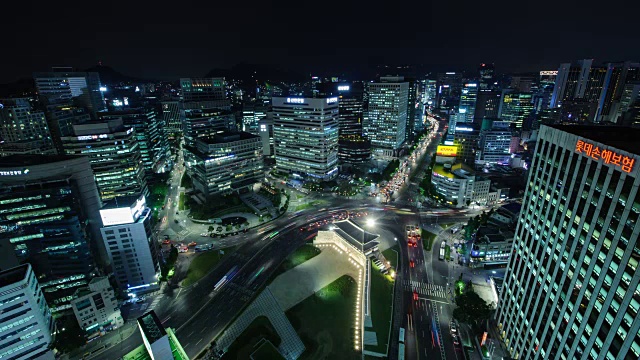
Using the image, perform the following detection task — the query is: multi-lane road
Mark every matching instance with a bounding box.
[86,118,483,360]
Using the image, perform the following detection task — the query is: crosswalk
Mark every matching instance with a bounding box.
[149,295,163,309]
[403,280,448,299]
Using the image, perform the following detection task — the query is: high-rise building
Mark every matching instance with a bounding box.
[0,264,55,360]
[34,69,106,117]
[258,116,274,158]
[497,124,640,360]
[479,63,495,89]
[62,119,148,201]
[364,77,409,160]
[458,83,478,123]
[550,59,608,110]
[71,277,123,337]
[179,78,230,110]
[182,109,235,148]
[595,62,640,123]
[161,101,183,133]
[509,74,536,92]
[188,131,263,198]
[423,79,438,109]
[452,124,481,167]
[0,98,56,156]
[479,121,512,164]
[498,91,535,129]
[99,107,169,174]
[272,96,339,181]
[539,70,558,88]
[474,90,502,124]
[44,104,91,154]
[437,72,463,110]
[0,155,105,311]
[99,194,160,295]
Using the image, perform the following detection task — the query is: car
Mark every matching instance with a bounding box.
[410,259,415,268]
[135,298,144,304]
[162,239,171,245]
[188,241,197,247]
[413,290,419,301]
[200,233,209,237]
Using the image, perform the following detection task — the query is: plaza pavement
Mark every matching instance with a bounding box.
[267,246,361,311]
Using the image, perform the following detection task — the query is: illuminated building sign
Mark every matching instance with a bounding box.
[575,140,635,173]
[100,195,147,226]
[540,71,558,76]
[99,86,107,92]
[326,97,338,104]
[436,145,458,157]
[455,127,474,132]
[205,154,236,163]
[77,134,109,141]
[286,98,304,104]
[338,85,350,91]
[0,168,29,176]
[465,83,478,87]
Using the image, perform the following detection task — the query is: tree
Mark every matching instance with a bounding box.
[208,226,214,233]
[452,290,492,331]
[225,224,232,231]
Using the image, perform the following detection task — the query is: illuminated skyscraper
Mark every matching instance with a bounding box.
[458,83,478,123]
[272,96,339,181]
[550,60,608,109]
[0,155,104,311]
[62,119,148,201]
[498,91,534,129]
[0,98,56,156]
[99,107,169,174]
[364,77,409,160]
[479,63,495,89]
[161,101,183,133]
[497,124,640,360]
[100,194,160,295]
[179,77,230,110]
[34,68,106,117]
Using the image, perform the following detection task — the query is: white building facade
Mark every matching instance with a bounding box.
[100,195,160,295]
[497,124,640,360]
[0,264,55,360]
[71,277,123,337]
[272,96,339,181]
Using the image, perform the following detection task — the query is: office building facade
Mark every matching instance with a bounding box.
[364,77,409,160]
[189,131,263,197]
[550,60,608,110]
[0,264,55,360]
[44,104,91,154]
[180,78,230,110]
[0,155,105,311]
[71,277,123,337]
[100,195,160,295]
[458,83,478,123]
[183,109,235,147]
[34,69,106,117]
[497,124,640,360]
[62,119,148,201]
[161,101,183,133]
[0,98,56,156]
[98,107,169,174]
[479,63,495,89]
[272,96,339,181]
[499,91,534,129]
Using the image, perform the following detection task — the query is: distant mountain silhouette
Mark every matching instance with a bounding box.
[205,63,306,84]
[84,64,146,85]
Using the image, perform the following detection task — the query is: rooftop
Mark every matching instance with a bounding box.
[137,311,166,344]
[500,202,522,215]
[548,124,640,155]
[198,131,259,144]
[433,163,475,179]
[0,154,83,167]
[102,194,144,210]
[333,220,379,253]
[0,264,29,288]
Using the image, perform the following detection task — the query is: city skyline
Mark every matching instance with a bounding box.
[2,1,640,83]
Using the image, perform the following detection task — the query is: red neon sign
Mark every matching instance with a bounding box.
[575,140,635,173]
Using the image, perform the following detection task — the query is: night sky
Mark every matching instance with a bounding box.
[2,0,638,83]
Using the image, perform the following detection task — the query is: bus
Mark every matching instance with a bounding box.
[399,327,405,343]
[398,343,405,360]
[439,241,446,260]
